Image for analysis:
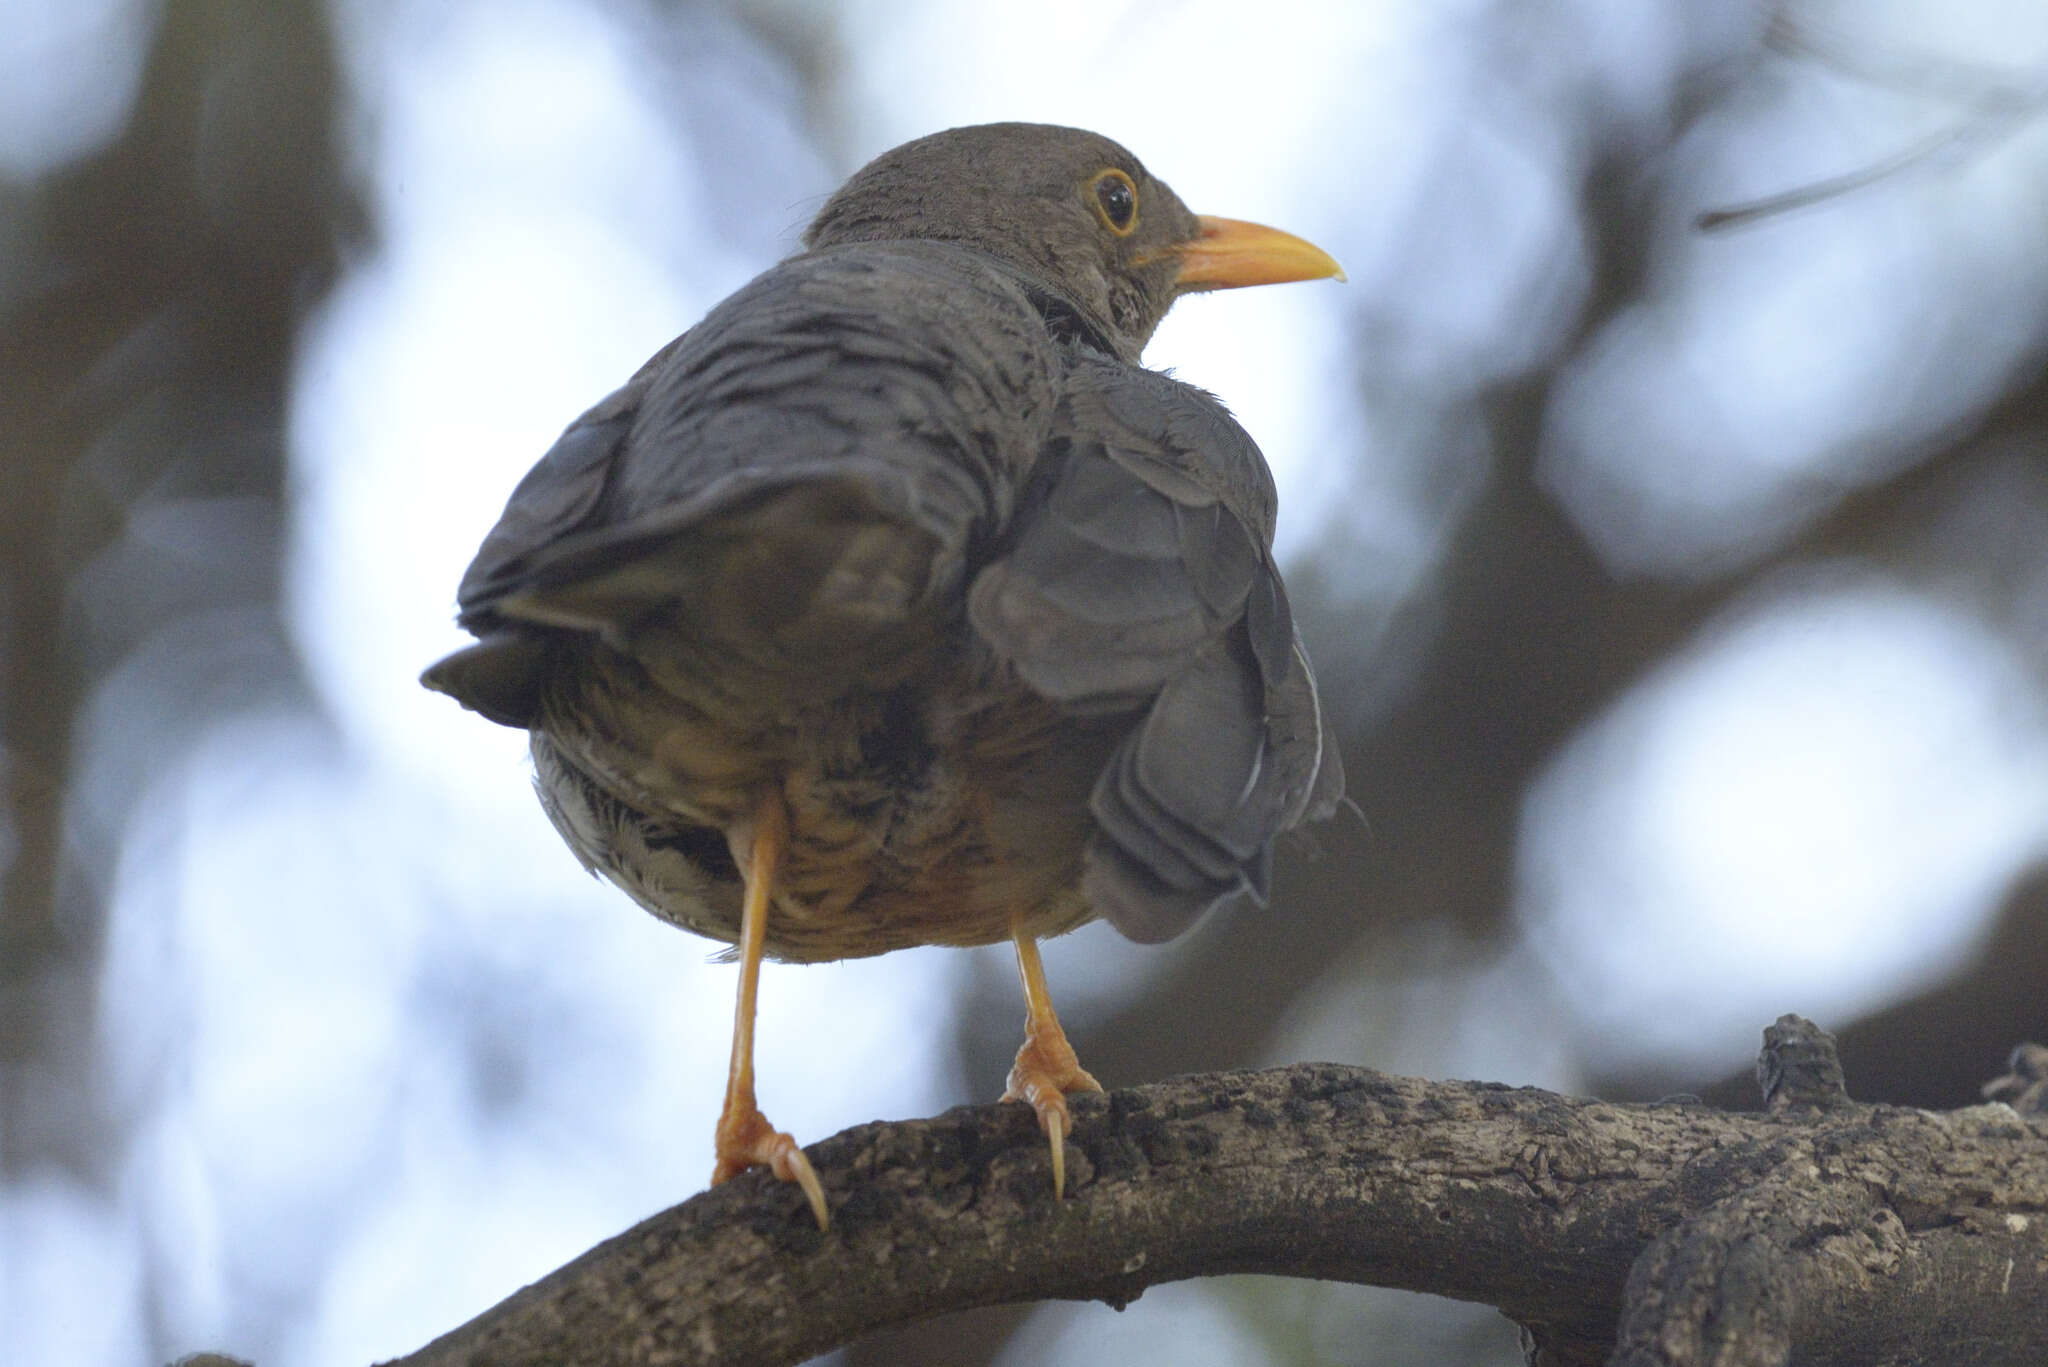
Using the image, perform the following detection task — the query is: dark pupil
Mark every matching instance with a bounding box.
[1097,176,1134,228]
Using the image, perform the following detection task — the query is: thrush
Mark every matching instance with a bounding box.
[423,122,1345,1228]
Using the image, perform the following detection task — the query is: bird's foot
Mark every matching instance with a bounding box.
[713,1099,828,1229]
[1002,1026,1103,1199]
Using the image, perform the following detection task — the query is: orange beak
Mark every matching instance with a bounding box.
[1174,215,1346,292]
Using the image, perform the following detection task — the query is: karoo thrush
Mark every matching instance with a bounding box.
[424,122,1345,1228]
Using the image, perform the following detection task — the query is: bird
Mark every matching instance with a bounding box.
[423,122,1345,1229]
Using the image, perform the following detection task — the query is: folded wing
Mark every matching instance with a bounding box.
[969,355,1344,942]
[424,242,1063,722]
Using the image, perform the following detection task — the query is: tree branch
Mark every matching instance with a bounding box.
[377,1018,2048,1367]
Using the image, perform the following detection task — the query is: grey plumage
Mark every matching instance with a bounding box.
[424,122,1343,961]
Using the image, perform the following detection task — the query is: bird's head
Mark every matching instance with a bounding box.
[802,122,1343,362]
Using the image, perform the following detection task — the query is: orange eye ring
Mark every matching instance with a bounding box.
[1089,169,1139,235]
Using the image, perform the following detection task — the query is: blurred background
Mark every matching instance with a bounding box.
[4,1,2047,1363]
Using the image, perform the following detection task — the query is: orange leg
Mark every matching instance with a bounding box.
[1000,930,1102,1198]
[711,791,828,1229]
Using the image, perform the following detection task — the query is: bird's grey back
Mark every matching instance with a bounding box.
[451,241,1065,633]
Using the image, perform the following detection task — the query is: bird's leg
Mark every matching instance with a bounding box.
[1001,930,1102,1198]
[711,790,828,1229]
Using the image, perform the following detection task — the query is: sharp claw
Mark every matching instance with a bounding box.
[774,1144,830,1231]
[1047,1106,1067,1199]
[713,1109,830,1229]
[1005,1056,1097,1199]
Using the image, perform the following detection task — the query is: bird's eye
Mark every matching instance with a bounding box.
[1090,169,1139,235]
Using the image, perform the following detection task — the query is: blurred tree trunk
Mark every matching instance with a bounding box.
[0,0,359,1185]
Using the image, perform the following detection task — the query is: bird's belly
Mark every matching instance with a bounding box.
[530,641,1116,962]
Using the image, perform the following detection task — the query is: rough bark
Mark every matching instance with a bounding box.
[373,1018,2048,1367]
